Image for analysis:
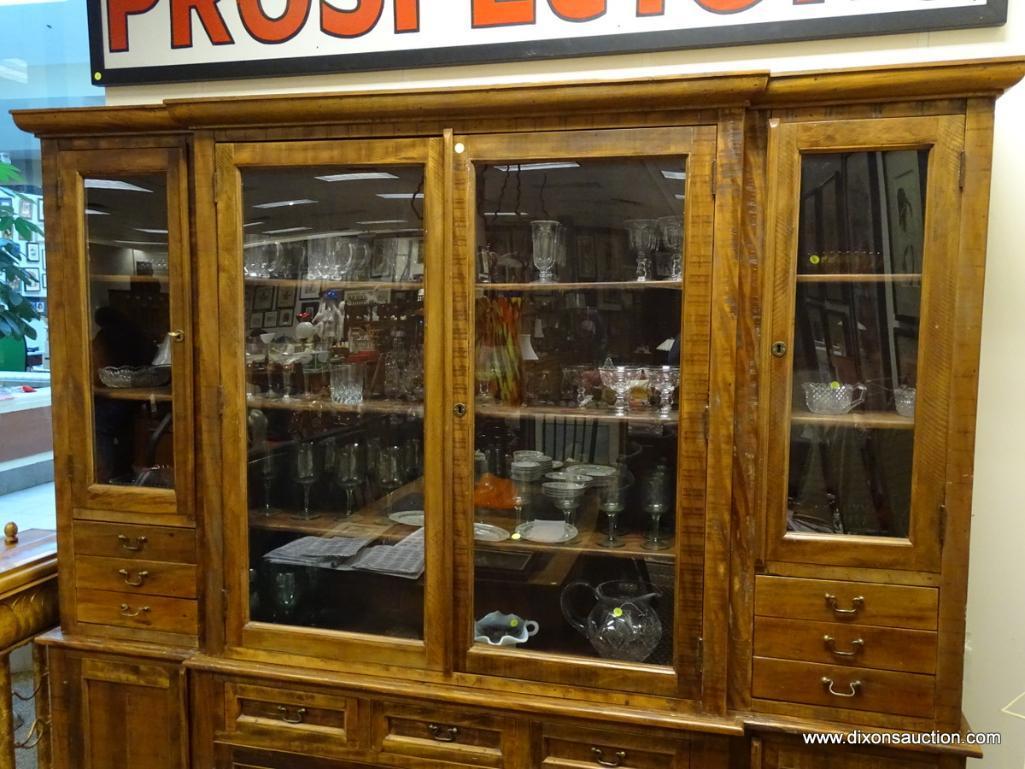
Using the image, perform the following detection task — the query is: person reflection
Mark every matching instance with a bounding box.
[92,306,157,484]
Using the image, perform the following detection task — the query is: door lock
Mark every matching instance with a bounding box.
[771,341,788,358]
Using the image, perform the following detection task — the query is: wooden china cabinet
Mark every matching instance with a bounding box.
[13,57,1023,769]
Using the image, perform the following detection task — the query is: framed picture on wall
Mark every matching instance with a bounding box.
[248,312,263,330]
[262,310,278,328]
[0,196,11,214]
[299,280,321,300]
[253,285,275,311]
[19,199,34,219]
[24,268,41,291]
[26,243,40,263]
[277,309,294,327]
[277,285,297,308]
[300,302,319,318]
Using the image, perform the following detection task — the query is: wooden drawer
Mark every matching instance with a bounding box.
[373,701,508,768]
[74,521,196,563]
[752,657,935,719]
[76,555,198,599]
[755,576,937,630]
[539,724,687,769]
[222,681,358,758]
[76,587,199,635]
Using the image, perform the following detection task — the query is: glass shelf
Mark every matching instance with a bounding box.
[476,402,678,425]
[245,277,423,292]
[791,410,914,430]
[248,395,423,418]
[95,387,172,403]
[478,280,683,292]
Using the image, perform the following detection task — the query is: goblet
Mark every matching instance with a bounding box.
[259,451,279,516]
[330,237,357,281]
[598,474,630,549]
[642,463,672,551]
[658,216,684,280]
[336,441,366,517]
[625,219,658,282]
[531,220,561,283]
[271,570,301,623]
[292,440,320,520]
[646,366,681,418]
[599,364,643,416]
[378,445,406,498]
[542,481,587,540]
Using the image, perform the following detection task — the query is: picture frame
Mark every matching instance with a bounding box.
[0,195,11,214]
[277,285,297,309]
[884,151,926,276]
[24,268,41,291]
[26,243,40,263]
[248,312,263,330]
[19,198,34,220]
[300,302,319,318]
[277,309,294,327]
[299,280,321,300]
[253,285,276,311]
[262,310,279,328]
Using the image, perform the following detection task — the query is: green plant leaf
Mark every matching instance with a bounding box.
[0,163,25,184]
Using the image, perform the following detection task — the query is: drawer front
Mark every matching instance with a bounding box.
[755,576,937,630]
[223,681,357,758]
[76,555,198,599]
[752,657,935,719]
[754,617,937,674]
[540,724,686,769]
[374,702,506,768]
[76,587,199,635]
[74,521,197,563]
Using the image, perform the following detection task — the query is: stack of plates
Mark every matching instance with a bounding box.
[513,451,554,474]
[542,481,588,500]
[510,460,545,482]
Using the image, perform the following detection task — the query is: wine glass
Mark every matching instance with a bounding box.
[531,220,561,283]
[271,569,301,623]
[335,441,366,517]
[378,445,405,498]
[259,451,279,517]
[658,216,684,280]
[598,474,630,548]
[599,364,643,416]
[646,366,680,418]
[476,345,498,402]
[625,219,658,282]
[542,481,587,540]
[330,237,356,281]
[292,441,320,520]
[643,463,672,550]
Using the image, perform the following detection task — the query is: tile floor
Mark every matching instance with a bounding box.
[0,483,56,533]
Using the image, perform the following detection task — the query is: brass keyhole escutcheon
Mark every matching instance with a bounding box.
[771,341,788,358]
[453,403,467,418]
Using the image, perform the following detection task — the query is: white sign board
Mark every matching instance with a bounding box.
[88,0,1008,86]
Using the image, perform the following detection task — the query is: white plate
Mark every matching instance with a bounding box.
[573,464,617,478]
[474,523,511,542]
[515,520,578,544]
[388,510,425,526]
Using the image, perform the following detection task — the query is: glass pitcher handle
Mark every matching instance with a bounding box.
[560,581,598,636]
[851,383,868,408]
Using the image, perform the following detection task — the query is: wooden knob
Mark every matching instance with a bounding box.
[4,522,18,545]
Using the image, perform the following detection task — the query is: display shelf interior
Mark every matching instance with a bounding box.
[247,395,423,417]
[90,273,170,285]
[478,280,683,292]
[476,402,678,425]
[245,277,423,292]
[795,273,923,284]
[790,410,915,430]
[94,387,172,402]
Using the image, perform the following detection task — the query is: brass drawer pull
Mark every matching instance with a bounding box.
[821,677,862,698]
[824,593,864,617]
[118,603,150,618]
[117,534,148,552]
[276,705,307,724]
[823,634,864,657]
[117,568,149,587]
[427,723,459,742]
[592,747,627,767]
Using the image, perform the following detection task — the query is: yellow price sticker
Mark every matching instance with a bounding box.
[510,618,519,628]
[612,607,624,618]
[511,532,521,541]
[809,254,821,265]
[830,381,841,390]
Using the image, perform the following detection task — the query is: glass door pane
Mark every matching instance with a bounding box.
[240,163,429,640]
[85,173,175,488]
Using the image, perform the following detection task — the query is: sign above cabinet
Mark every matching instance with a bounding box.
[89,0,1007,86]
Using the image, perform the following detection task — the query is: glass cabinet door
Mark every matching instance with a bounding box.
[216,139,443,669]
[453,127,717,698]
[765,116,966,572]
[57,146,193,517]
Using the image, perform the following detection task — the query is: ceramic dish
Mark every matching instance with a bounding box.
[473,522,511,542]
[515,520,578,544]
[388,510,425,526]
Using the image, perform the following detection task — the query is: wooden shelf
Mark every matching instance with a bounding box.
[477,402,677,425]
[94,387,172,402]
[245,277,422,292]
[479,280,682,292]
[796,273,922,284]
[248,395,423,418]
[91,274,169,285]
[791,410,914,430]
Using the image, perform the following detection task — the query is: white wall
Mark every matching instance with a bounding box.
[108,9,1025,767]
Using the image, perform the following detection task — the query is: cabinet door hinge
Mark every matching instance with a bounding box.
[959,151,967,191]
[710,159,718,198]
[696,636,704,670]
[939,502,947,548]
[703,402,710,443]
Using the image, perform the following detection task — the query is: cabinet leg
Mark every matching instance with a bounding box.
[33,644,51,769]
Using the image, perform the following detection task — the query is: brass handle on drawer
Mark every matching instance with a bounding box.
[591,747,627,767]
[117,568,150,587]
[117,534,148,552]
[276,706,307,724]
[821,677,862,698]
[118,603,150,618]
[824,593,864,617]
[427,723,459,742]
[823,635,864,658]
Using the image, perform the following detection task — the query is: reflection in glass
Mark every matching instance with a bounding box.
[471,157,692,678]
[86,173,174,487]
[242,165,429,640]
[786,150,927,539]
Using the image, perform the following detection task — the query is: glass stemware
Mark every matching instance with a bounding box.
[625,219,658,282]
[598,474,630,549]
[658,215,684,280]
[271,570,301,623]
[378,445,405,498]
[259,451,279,516]
[476,344,498,402]
[531,220,561,283]
[336,441,366,517]
[292,440,320,520]
[330,362,366,405]
[642,462,672,550]
[599,364,643,416]
[646,365,681,418]
[542,480,587,540]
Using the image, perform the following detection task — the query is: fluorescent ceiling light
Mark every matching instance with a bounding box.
[115,240,166,246]
[264,226,312,235]
[253,199,316,209]
[377,193,423,200]
[243,221,265,228]
[85,209,109,216]
[661,170,687,181]
[357,219,407,226]
[85,179,152,193]
[317,172,399,182]
[494,162,580,172]
[135,228,168,235]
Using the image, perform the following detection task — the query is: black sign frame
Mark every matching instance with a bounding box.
[87,0,1008,87]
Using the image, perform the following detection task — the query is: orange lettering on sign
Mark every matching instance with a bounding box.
[321,0,384,38]
[170,0,234,49]
[394,0,419,33]
[472,0,536,28]
[107,0,158,52]
[637,0,665,15]
[548,0,605,21]
[693,0,763,12]
[238,0,312,44]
